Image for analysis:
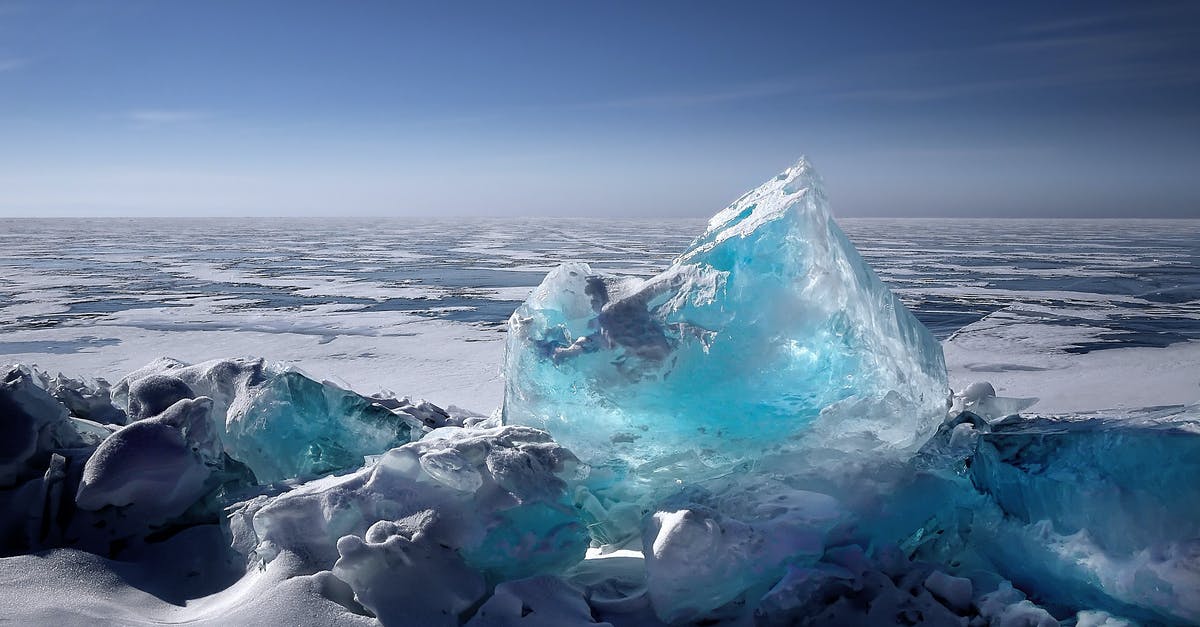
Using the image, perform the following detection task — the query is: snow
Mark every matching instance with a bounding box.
[75,397,219,520]
[946,320,1200,413]
[1,319,507,413]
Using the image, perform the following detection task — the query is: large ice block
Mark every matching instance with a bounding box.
[504,158,948,482]
[75,397,222,522]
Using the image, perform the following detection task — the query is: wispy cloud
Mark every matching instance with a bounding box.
[584,79,801,110]
[1020,3,1200,36]
[829,4,1200,104]
[122,109,211,127]
[0,58,27,72]
[834,64,1199,103]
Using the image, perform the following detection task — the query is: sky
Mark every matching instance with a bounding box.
[1,1,1198,218]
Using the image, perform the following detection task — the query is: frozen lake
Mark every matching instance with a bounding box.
[2,217,1198,413]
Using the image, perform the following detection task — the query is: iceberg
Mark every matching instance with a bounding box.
[504,158,948,493]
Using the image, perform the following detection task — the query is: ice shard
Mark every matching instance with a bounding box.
[503,158,948,486]
[223,370,424,484]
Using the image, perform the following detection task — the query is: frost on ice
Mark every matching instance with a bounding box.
[503,158,949,488]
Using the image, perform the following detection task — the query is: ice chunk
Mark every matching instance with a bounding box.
[75,397,221,521]
[642,488,840,623]
[754,544,988,627]
[923,570,972,612]
[466,576,612,627]
[972,417,1200,555]
[1074,610,1136,627]
[114,358,429,483]
[332,515,486,627]
[0,366,85,487]
[950,380,1037,421]
[976,581,1059,627]
[126,373,196,421]
[504,158,948,491]
[223,370,423,483]
[232,425,588,577]
[38,371,127,425]
[969,416,1200,623]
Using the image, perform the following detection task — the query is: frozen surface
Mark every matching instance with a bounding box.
[2,216,1196,415]
[504,160,948,492]
[1,169,1198,625]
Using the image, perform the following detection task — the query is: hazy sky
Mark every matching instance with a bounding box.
[1,1,1198,217]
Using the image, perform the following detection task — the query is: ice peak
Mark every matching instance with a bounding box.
[686,157,829,263]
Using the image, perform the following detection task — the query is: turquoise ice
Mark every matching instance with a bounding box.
[224,370,423,483]
[503,158,948,485]
[968,415,1200,624]
[113,358,430,484]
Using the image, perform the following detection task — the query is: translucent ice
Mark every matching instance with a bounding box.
[114,358,428,484]
[969,415,1200,623]
[223,370,424,483]
[504,158,948,487]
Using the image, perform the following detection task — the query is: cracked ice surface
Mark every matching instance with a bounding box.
[504,158,949,490]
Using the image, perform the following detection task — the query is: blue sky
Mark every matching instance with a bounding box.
[1,1,1198,217]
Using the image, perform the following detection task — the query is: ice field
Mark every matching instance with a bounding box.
[1,160,1199,626]
[2,211,1197,415]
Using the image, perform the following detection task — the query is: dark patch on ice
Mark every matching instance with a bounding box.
[68,299,188,315]
[0,337,121,355]
[363,298,525,324]
[908,298,1007,340]
[965,363,1052,372]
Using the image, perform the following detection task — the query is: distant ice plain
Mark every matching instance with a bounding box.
[1,217,1197,415]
